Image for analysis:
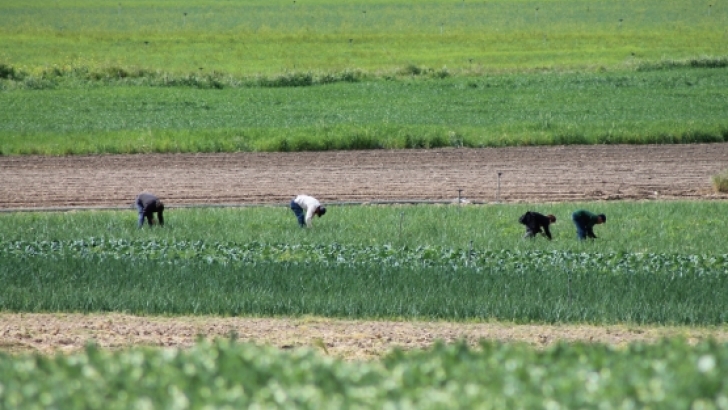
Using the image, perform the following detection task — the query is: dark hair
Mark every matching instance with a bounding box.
[318,206,326,217]
[598,214,606,222]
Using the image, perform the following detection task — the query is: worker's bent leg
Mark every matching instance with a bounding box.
[136,202,145,228]
[290,200,306,227]
[572,214,587,240]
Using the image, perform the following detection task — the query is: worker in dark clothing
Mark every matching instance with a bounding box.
[518,211,556,240]
[571,210,605,240]
[135,192,164,228]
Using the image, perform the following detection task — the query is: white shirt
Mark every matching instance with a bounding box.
[293,195,321,227]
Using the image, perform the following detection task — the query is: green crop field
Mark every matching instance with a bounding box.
[2,338,728,409]
[3,201,726,253]
[2,202,728,408]
[2,68,728,155]
[2,201,727,323]
[3,1,728,407]
[1,0,726,75]
[1,0,727,154]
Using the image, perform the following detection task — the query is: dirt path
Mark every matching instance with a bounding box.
[1,144,727,209]
[3,313,727,359]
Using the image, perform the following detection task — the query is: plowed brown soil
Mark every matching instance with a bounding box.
[2,144,728,358]
[3,314,728,360]
[2,144,727,209]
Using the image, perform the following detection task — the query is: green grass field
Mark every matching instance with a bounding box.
[1,0,726,75]
[1,0,727,154]
[2,68,727,155]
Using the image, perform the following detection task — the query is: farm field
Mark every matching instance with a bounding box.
[1,0,726,75]
[2,136,727,400]
[3,0,728,407]
[1,0,728,154]
[2,144,727,210]
[2,199,728,324]
[1,68,727,155]
[3,198,728,406]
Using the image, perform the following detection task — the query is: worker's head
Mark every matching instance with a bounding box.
[316,206,327,217]
[597,214,606,224]
[547,214,556,223]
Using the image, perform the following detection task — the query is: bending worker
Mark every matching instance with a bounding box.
[571,209,605,240]
[290,194,326,228]
[518,211,556,240]
[135,192,165,228]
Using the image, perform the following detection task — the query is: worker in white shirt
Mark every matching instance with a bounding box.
[290,194,327,227]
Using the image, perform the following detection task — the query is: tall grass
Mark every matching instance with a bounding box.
[1,68,727,155]
[1,253,726,324]
[2,201,727,255]
[713,169,728,193]
[1,0,727,155]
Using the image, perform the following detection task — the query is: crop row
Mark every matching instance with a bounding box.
[1,338,727,409]
[4,202,728,255]
[3,241,727,323]
[4,239,728,274]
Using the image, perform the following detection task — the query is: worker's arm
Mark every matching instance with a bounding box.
[305,207,315,227]
[543,224,552,240]
[587,227,597,238]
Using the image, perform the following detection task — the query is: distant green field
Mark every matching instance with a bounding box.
[2,68,727,155]
[1,0,727,155]
[1,0,726,75]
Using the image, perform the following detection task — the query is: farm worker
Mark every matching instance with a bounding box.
[518,211,556,240]
[290,194,326,228]
[571,210,605,240]
[135,192,165,228]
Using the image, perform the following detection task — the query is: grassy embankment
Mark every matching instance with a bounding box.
[1,0,727,154]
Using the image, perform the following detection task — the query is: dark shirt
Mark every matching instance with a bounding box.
[572,209,599,238]
[136,193,164,226]
[518,211,553,239]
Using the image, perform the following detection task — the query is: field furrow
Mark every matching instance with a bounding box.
[2,144,726,209]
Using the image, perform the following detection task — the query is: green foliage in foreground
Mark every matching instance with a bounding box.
[1,67,728,155]
[2,247,727,324]
[2,338,728,409]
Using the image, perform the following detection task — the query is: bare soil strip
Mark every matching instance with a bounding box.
[2,313,727,360]
[1,144,727,209]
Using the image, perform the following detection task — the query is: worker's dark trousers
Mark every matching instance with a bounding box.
[290,200,306,227]
[572,213,588,240]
